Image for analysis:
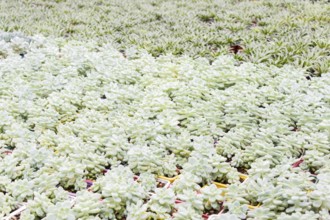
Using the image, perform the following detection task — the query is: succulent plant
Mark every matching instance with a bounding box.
[72,191,103,218]
[226,201,249,219]
[201,184,225,211]
[91,166,147,219]
[137,172,157,192]
[126,201,156,220]
[182,156,213,185]
[128,145,177,177]
[172,173,201,195]
[146,188,175,218]
[208,213,240,220]
[172,205,203,220]
[23,193,52,218]
[177,189,204,214]
[0,192,17,217]
[44,201,76,220]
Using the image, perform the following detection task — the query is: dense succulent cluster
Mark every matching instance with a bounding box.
[0,0,329,74]
[0,35,329,219]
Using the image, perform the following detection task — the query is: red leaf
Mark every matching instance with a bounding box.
[292,158,304,168]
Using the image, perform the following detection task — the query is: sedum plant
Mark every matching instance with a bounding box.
[6,179,34,203]
[137,172,157,193]
[176,189,204,214]
[44,201,76,220]
[126,201,156,220]
[127,145,177,176]
[247,206,277,220]
[226,201,249,219]
[22,193,52,218]
[182,155,213,185]
[172,205,203,220]
[210,154,240,184]
[172,173,201,195]
[72,191,103,219]
[201,184,225,212]
[91,166,148,219]
[146,188,175,219]
[309,173,330,211]
[0,193,16,218]
[276,211,321,220]
[208,213,240,220]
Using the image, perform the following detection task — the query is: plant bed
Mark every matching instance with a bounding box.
[1,0,329,74]
[0,34,330,219]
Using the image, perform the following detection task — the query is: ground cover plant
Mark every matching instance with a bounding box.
[0,0,329,74]
[0,35,330,219]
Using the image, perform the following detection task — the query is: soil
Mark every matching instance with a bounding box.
[157,181,166,188]
[237,167,248,174]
